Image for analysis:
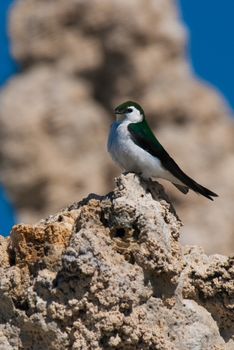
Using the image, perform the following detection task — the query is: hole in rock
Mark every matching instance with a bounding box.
[12,298,30,313]
[144,271,177,300]
[114,228,126,238]
[122,306,132,316]
[132,224,140,240]
[57,215,64,222]
[128,253,136,265]
[8,248,16,266]
[99,330,118,347]
[99,211,109,228]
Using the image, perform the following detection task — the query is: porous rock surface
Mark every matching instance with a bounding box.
[0,174,233,350]
[0,0,233,254]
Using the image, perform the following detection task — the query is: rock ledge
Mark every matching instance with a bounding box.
[0,174,233,349]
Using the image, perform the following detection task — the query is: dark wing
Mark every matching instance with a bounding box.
[128,121,218,200]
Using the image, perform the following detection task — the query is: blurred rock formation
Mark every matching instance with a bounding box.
[0,174,233,349]
[0,0,233,254]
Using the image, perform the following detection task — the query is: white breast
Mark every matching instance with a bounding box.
[107,121,166,179]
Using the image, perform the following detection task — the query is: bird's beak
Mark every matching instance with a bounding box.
[116,113,125,122]
[114,110,125,121]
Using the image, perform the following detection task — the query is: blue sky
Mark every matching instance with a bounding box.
[179,0,234,110]
[0,0,233,235]
[0,0,18,235]
[0,0,18,86]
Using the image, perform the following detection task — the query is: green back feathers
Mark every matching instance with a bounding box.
[128,119,163,153]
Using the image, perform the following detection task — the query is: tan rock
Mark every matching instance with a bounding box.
[0,174,232,349]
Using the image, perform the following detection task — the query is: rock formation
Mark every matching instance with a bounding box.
[0,0,233,254]
[0,174,233,349]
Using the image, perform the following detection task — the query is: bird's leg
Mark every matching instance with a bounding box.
[123,171,142,181]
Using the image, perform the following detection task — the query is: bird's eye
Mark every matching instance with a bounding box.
[126,108,133,113]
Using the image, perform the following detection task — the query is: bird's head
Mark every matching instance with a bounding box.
[114,101,145,123]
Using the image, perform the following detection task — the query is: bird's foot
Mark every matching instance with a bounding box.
[123,171,141,179]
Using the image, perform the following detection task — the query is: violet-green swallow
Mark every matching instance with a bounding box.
[108,101,218,200]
